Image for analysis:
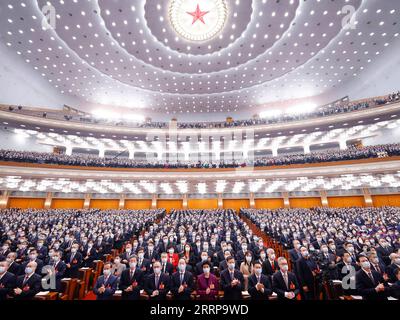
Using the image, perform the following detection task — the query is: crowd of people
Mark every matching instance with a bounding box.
[1,143,400,169]
[241,207,400,300]
[1,207,399,300]
[3,92,399,130]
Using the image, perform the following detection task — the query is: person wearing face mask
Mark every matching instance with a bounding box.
[240,251,254,291]
[356,255,388,300]
[376,239,394,266]
[0,242,11,261]
[248,261,272,300]
[65,244,83,278]
[136,248,151,275]
[144,261,171,300]
[36,239,48,261]
[272,257,300,300]
[82,240,97,267]
[5,252,20,276]
[167,246,179,271]
[288,240,302,272]
[120,243,134,265]
[235,242,249,265]
[93,262,118,300]
[0,260,16,300]
[196,251,211,276]
[344,242,357,263]
[145,241,158,262]
[159,252,174,275]
[111,256,126,278]
[47,251,66,292]
[20,249,43,276]
[220,256,244,300]
[119,256,144,300]
[295,246,319,300]
[197,261,219,300]
[263,248,279,278]
[171,258,194,300]
[182,244,196,267]
[385,253,400,283]
[369,253,386,276]
[12,261,41,300]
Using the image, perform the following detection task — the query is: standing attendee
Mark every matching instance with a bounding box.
[171,258,194,300]
[119,256,144,300]
[272,257,300,300]
[93,263,118,300]
[144,261,171,300]
[0,261,16,300]
[13,261,41,300]
[220,256,244,300]
[248,262,272,300]
[197,261,219,300]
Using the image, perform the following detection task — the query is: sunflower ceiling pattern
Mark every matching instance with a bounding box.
[0,0,399,115]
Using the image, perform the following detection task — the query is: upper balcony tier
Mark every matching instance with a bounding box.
[1,93,399,138]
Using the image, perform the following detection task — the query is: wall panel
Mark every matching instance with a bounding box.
[255,198,284,209]
[157,200,183,212]
[51,199,84,209]
[290,197,322,208]
[124,200,152,210]
[328,196,365,208]
[372,195,400,207]
[223,199,250,211]
[8,198,45,209]
[89,199,119,210]
[187,199,218,209]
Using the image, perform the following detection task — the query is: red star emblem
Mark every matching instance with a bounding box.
[187,4,209,25]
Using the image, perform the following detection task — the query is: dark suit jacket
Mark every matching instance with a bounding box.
[263,260,279,277]
[65,252,83,278]
[8,261,20,276]
[119,268,144,300]
[295,257,317,289]
[272,271,300,300]
[170,271,195,300]
[93,274,118,300]
[137,258,151,275]
[389,280,400,299]
[144,273,171,300]
[220,269,244,300]
[160,262,174,275]
[0,272,16,300]
[355,269,388,300]
[248,274,272,300]
[20,259,43,276]
[14,273,42,300]
[50,261,67,292]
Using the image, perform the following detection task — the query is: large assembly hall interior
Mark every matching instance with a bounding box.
[0,0,399,304]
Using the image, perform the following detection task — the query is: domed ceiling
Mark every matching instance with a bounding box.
[0,0,399,116]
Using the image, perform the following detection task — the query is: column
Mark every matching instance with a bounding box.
[272,148,278,157]
[83,194,91,209]
[218,193,223,209]
[282,192,290,209]
[44,192,53,209]
[363,188,373,207]
[249,192,255,209]
[182,194,188,209]
[99,149,105,158]
[0,191,10,209]
[339,139,347,150]
[320,190,329,207]
[65,146,73,156]
[303,145,310,154]
[151,194,157,209]
[128,150,134,160]
[119,194,126,210]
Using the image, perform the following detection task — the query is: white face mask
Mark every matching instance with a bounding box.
[281,265,288,272]
[129,262,137,269]
[361,261,371,269]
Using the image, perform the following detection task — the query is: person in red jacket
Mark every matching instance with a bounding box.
[167,246,179,271]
